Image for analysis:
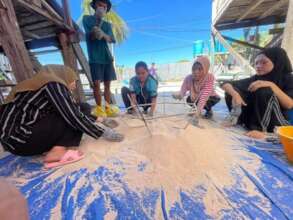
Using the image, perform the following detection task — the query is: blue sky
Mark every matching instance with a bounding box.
[39,0,212,67]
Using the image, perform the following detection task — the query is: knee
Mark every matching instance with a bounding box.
[254,87,273,98]
[94,81,100,89]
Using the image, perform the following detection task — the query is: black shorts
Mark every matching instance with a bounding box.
[90,63,117,82]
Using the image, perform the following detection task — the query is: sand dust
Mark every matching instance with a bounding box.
[42,115,271,219]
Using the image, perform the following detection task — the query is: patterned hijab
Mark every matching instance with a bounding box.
[4,65,78,104]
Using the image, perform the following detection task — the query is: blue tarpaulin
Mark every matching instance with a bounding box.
[0,104,293,220]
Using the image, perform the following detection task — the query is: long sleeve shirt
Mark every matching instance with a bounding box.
[180,73,219,111]
[0,82,104,150]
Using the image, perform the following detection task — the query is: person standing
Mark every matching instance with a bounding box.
[83,0,118,117]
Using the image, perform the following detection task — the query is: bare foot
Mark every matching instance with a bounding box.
[44,146,67,163]
[245,130,266,139]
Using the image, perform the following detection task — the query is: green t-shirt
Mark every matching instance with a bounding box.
[83,15,116,64]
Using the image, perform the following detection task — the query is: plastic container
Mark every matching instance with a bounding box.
[288,110,293,125]
[277,126,293,163]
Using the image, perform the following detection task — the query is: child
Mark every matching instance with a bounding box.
[173,56,220,118]
[83,0,117,117]
[121,61,158,117]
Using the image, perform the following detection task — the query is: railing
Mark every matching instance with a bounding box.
[212,0,233,25]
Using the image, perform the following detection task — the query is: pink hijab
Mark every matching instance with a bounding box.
[194,56,211,77]
[180,56,213,97]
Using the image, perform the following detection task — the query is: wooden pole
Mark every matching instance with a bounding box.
[59,33,85,103]
[282,0,293,63]
[0,0,34,82]
[212,26,255,75]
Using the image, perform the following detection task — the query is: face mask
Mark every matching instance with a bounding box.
[96,7,106,17]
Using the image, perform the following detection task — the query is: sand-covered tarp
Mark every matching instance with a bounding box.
[0,105,293,220]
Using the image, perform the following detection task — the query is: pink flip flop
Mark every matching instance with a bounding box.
[44,150,85,169]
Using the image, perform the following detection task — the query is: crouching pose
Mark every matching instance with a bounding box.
[0,65,124,167]
[221,48,293,139]
[173,56,220,118]
[121,61,158,117]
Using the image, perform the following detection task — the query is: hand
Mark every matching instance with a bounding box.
[232,93,247,107]
[172,92,183,100]
[91,27,106,40]
[104,35,112,42]
[102,127,124,142]
[101,118,119,129]
[245,130,266,139]
[248,80,273,92]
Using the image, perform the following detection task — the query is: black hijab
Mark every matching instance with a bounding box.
[256,47,293,89]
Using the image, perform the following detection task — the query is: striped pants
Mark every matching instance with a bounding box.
[225,87,289,132]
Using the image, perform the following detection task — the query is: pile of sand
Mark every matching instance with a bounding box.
[48,116,267,218]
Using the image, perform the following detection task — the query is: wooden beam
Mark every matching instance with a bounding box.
[40,0,64,21]
[222,35,264,50]
[22,29,41,39]
[260,0,288,19]
[31,0,41,8]
[19,16,47,27]
[282,0,293,63]
[28,51,42,72]
[0,36,59,53]
[212,27,255,75]
[32,48,59,55]
[266,33,283,48]
[16,0,69,29]
[22,20,52,31]
[237,0,266,22]
[0,0,34,82]
[23,26,57,38]
[72,43,93,87]
[59,33,85,103]
[269,27,284,35]
[216,15,286,30]
[62,0,73,28]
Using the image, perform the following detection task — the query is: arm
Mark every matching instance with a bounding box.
[45,82,104,139]
[149,79,158,115]
[221,83,240,98]
[103,23,116,43]
[247,80,293,109]
[197,76,214,113]
[180,76,190,97]
[221,82,247,107]
[130,93,138,106]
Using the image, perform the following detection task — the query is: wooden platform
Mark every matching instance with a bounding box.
[0,0,81,52]
[213,0,289,30]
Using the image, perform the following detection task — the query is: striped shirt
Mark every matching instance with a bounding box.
[180,73,219,111]
[0,82,104,150]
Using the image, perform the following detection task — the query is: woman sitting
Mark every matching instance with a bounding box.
[173,56,220,119]
[0,65,124,168]
[121,61,158,117]
[221,48,293,139]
